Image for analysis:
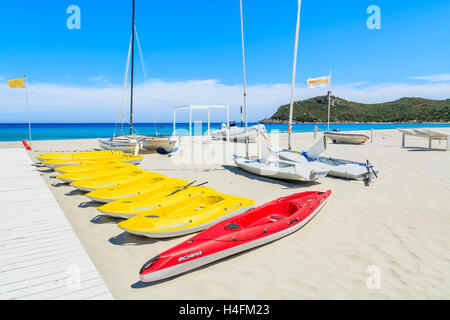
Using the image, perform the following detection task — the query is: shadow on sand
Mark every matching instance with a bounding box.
[65,189,85,196]
[222,165,318,189]
[109,231,186,247]
[405,146,448,152]
[51,182,68,187]
[78,201,101,208]
[90,215,122,225]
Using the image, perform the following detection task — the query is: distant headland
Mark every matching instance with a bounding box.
[259,96,450,124]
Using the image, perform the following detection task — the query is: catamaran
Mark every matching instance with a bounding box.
[99,0,178,154]
[211,122,266,142]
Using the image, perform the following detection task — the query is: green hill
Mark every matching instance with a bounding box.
[261,96,450,123]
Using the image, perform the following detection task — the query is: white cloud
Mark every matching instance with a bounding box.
[88,75,111,84]
[1,79,449,123]
[408,74,450,82]
[342,82,366,88]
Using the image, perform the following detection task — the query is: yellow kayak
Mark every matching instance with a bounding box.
[56,163,138,183]
[54,161,135,174]
[86,177,188,203]
[37,150,124,161]
[70,169,163,192]
[36,150,124,161]
[118,193,255,238]
[42,155,143,169]
[98,185,217,219]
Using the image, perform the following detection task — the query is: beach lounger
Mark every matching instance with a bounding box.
[398,128,449,151]
[423,128,450,151]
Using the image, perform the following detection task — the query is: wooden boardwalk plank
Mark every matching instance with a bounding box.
[0,149,112,300]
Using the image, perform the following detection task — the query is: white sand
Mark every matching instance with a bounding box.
[1,129,449,299]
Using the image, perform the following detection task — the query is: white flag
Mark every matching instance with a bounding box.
[307,76,331,88]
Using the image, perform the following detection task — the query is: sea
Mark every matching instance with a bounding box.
[1,122,450,142]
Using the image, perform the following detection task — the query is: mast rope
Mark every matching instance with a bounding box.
[134,25,159,136]
[114,35,132,138]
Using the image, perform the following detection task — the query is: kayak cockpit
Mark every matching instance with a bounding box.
[229,202,298,229]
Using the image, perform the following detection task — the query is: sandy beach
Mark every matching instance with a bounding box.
[1,128,449,300]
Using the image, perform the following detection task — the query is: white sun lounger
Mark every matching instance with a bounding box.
[398,128,449,151]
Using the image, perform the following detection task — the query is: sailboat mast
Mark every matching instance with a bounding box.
[239,0,249,158]
[288,0,302,150]
[130,0,135,135]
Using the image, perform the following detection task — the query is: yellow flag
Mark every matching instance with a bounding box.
[307,76,330,88]
[8,78,26,89]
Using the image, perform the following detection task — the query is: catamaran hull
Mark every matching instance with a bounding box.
[98,137,139,154]
[324,132,369,144]
[211,125,266,143]
[141,136,179,154]
[139,197,328,282]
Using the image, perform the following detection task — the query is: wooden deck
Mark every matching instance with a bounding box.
[0,148,113,300]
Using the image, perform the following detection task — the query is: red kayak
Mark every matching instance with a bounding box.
[139,190,331,282]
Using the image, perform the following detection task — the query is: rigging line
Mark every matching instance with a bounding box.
[134,26,149,81]
[114,34,133,139]
[134,25,159,136]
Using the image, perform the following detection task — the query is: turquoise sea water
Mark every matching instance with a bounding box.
[1,122,450,142]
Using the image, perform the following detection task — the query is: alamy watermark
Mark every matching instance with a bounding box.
[67,5,81,30]
[367,5,381,30]
[366,265,381,290]
[169,121,282,169]
[66,264,81,290]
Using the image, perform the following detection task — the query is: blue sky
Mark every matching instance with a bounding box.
[1,0,450,123]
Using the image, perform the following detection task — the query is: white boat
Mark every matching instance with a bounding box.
[324,130,369,144]
[273,137,379,181]
[234,155,328,182]
[140,135,179,154]
[211,123,266,142]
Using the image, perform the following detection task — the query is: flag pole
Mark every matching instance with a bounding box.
[327,70,332,131]
[24,75,32,147]
[288,0,302,150]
